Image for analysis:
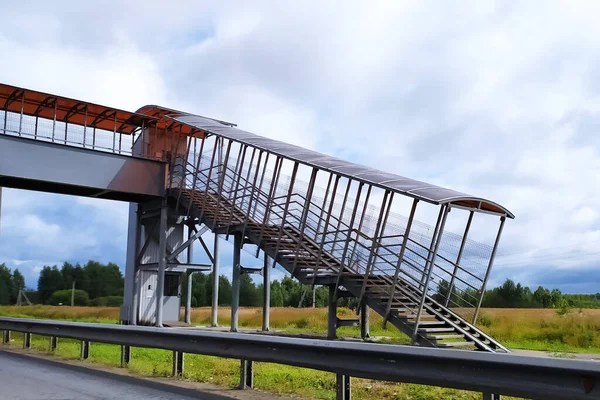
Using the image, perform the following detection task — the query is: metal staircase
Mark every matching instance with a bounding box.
[170,158,509,353]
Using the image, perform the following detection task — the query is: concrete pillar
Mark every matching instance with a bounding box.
[211,232,220,327]
[262,253,270,331]
[231,232,242,332]
[360,301,370,340]
[155,199,168,327]
[328,285,337,340]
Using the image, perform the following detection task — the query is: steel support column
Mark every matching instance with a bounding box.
[360,301,370,340]
[412,205,450,343]
[473,217,506,324]
[155,199,168,327]
[336,373,351,400]
[50,336,57,352]
[239,359,253,389]
[328,285,337,340]
[172,350,184,377]
[231,232,242,332]
[211,233,220,327]
[120,345,131,367]
[446,210,474,307]
[262,253,270,332]
[185,272,194,325]
[23,332,31,349]
[80,340,90,360]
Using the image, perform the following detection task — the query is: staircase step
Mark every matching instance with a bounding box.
[418,327,456,333]
[436,342,474,348]
[426,334,465,340]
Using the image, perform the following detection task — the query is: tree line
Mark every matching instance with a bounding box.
[1,261,599,309]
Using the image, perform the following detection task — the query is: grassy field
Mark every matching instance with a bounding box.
[1,305,598,399]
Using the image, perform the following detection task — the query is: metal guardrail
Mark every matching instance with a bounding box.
[0,317,598,400]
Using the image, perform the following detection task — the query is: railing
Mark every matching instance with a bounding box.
[0,317,598,400]
[171,152,485,322]
[0,109,150,159]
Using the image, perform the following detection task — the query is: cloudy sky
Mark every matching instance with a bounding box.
[1,1,599,293]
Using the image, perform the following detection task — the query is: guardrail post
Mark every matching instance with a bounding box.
[80,340,90,360]
[120,345,131,367]
[2,330,10,344]
[360,301,370,340]
[239,359,253,389]
[482,393,501,400]
[336,373,351,400]
[49,336,57,352]
[23,332,31,349]
[172,350,184,377]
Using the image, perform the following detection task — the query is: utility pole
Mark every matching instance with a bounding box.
[71,281,75,307]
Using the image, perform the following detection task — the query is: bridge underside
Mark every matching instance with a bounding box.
[0,135,166,202]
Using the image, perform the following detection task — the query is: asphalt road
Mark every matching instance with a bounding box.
[0,350,234,400]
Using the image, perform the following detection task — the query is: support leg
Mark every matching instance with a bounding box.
[336,373,351,400]
[80,340,90,360]
[49,336,57,353]
[262,253,270,331]
[482,393,501,400]
[155,199,168,327]
[185,272,194,325]
[360,301,370,340]
[211,232,220,327]
[172,351,184,377]
[328,285,337,340]
[23,333,31,349]
[120,345,131,367]
[2,330,10,344]
[231,233,242,332]
[239,359,253,389]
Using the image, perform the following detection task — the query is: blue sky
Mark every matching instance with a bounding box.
[0,1,599,293]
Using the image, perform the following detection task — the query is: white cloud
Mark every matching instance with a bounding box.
[1,1,599,291]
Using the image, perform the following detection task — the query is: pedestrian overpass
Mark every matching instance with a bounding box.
[0,83,513,352]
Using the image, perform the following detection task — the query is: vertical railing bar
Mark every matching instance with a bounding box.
[176,133,195,212]
[214,140,233,219]
[334,182,364,298]
[421,207,445,290]
[196,136,221,224]
[310,175,341,286]
[290,168,319,276]
[446,210,474,308]
[384,199,419,322]
[112,111,117,152]
[82,106,88,148]
[253,152,270,221]
[34,115,38,139]
[64,117,68,144]
[330,179,352,255]
[186,134,207,219]
[239,148,257,218]
[357,191,391,306]
[18,91,24,136]
[412,205,450,343]
[473,216,506,324]
[51,99,57,143]
[225,145,248,238]
[229,144,244,193]
[241,150,264,236]
[315,174,334,241]
[262,156,282,226]
[270,162,299,270]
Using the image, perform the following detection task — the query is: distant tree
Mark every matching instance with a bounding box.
[37,265,65,304]
[239,274,260,306]
[48,289,89,306]
[270,280,284,307]
[10,269,25,304]
[0,263,10,305]
[533,286,552,308]
[218,275,232,306]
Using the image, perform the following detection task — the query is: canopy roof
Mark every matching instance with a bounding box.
[0,83,157,135]
[165,112,514,218]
